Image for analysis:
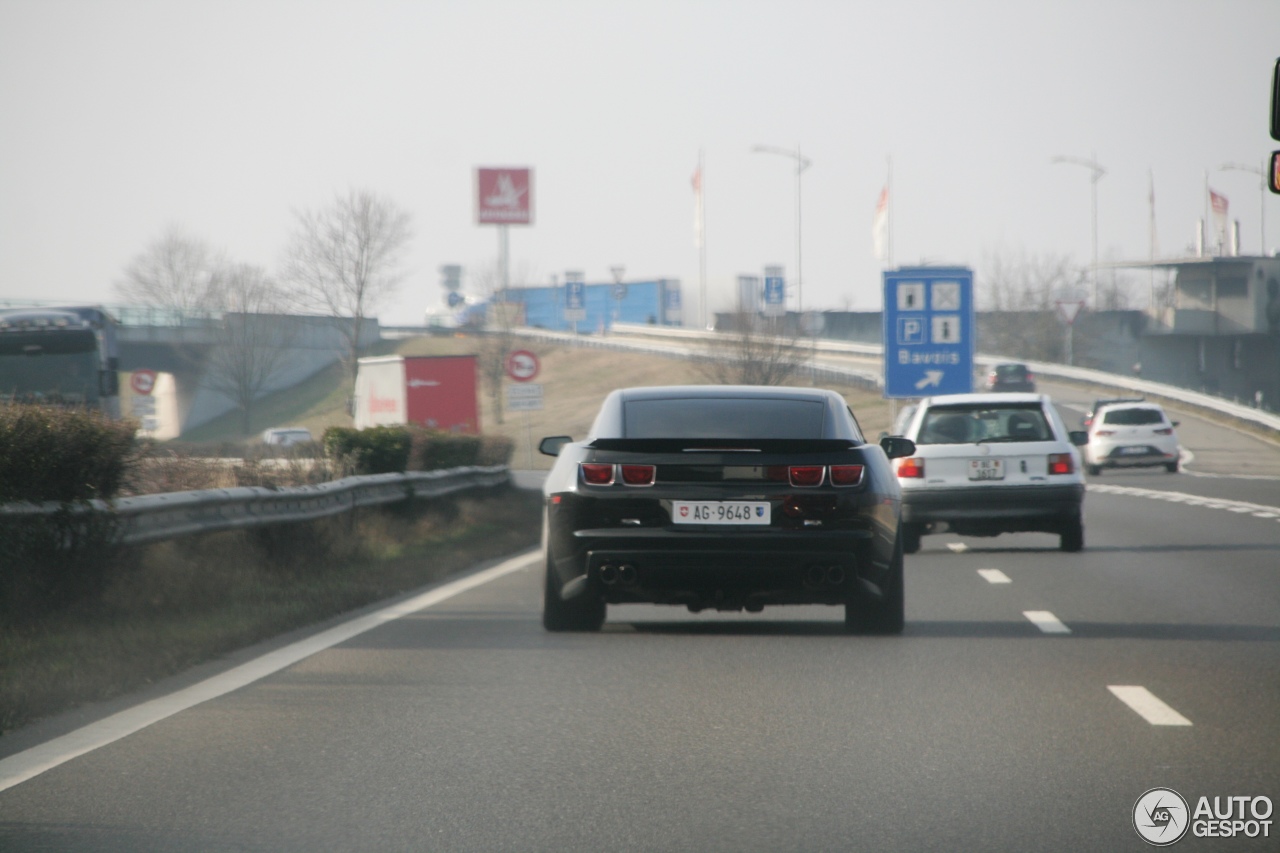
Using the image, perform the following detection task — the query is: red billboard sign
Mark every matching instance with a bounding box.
[476,167,533,225]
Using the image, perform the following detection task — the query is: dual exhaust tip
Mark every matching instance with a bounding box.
[599,563,638,586]
[805,564,846,589]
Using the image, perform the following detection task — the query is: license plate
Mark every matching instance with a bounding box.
[1118,446,1148,455]
[671,501,771,525]
[969,459,1005,480]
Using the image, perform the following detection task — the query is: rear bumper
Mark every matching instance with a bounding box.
[901,483,1083,526]
[553,527,892,609]
[1091,446,1177,467]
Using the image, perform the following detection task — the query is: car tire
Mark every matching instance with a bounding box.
[1059,516,1084,552]
[845,532,905,635]
[902,524,922,555]
[1165,459,1179,473]
[1085,464,1101,476]
[542,554,605,632]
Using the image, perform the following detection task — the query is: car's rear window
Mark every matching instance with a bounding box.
[1101,408,1165,426]
[995,364,1028,378]
[917,404,1050,445]
[623,398,826,439]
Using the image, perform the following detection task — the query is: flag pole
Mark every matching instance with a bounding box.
[887,155,894,269]
[699,149,707,329]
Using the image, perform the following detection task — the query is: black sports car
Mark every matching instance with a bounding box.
[537,386,916,633]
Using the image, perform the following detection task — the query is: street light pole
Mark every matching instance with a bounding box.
[753,145,812,313]
[1052,154,1106,307]
[1218,160,1267,254]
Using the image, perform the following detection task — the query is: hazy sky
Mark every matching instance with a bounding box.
[2,0,1277,326]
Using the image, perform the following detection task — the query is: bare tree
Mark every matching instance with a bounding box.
[282,188,412,383]
[698,311,810,385]
[115,224,224,317]
[201,264,295,435]
[977,248,1081,362]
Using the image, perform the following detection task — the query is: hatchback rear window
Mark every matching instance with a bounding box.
[917,404,1050,444]
[1101,408,1165,426]
[623,398,826,439]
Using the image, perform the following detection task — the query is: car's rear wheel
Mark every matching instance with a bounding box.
[1059,515,1084,552]
[542,554,605,632]
[845,532,905,635]
[1165,459,1179,473]
[902,524,922,555]
[1086,464,1101,476]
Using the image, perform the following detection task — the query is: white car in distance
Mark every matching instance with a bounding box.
[1083,401,1181,475]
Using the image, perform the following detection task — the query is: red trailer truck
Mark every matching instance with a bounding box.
[353,354,479,433]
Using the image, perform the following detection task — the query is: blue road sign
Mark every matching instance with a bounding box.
[763,271,785,317]
[882,267,974,398]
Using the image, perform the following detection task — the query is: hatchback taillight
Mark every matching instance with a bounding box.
[1154,427,1173,435]
[896,457,925,479]
[1095,429,1115,437]
[830,465,865,487]
[580,463,615,485]
[1048,453,1074,475]
[620,464,656,486]
[788,466,824,487]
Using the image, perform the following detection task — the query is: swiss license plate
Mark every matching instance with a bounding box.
[1118,446,1148,455]
[671,501,771,525]
[968,459,1005,480]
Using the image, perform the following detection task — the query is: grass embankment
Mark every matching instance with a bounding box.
[0,486,541,735]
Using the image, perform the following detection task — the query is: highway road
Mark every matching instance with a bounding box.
[1,392,1277,851]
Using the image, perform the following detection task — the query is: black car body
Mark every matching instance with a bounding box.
[538,386,914,633]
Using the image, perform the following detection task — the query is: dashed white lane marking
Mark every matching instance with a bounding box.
[947,543,970,553]
[1108,686,1194,726]
[0,549,540,794]
[978,569,1012,584]
[1088,483,1280,521]
[1023,610,1071,634]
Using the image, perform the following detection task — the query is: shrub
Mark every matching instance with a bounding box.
[322,425,412,475]
[0,404,138,503]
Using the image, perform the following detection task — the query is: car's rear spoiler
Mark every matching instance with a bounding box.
[588,438,860,454]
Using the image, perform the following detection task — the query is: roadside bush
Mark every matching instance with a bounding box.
[0,404,138,503]
[322,425,412,474]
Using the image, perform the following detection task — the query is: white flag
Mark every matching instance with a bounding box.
[872,186,889,262]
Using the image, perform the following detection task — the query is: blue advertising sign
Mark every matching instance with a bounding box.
[882,267,974,398]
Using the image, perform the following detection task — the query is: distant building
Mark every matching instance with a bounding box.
[496,279,682,332]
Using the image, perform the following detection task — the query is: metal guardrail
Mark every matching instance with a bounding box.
[0,466,511,546]
[589,323,1280,434]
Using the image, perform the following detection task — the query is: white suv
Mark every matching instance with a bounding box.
[1083,401,1180,475]
[893,393,1088,553]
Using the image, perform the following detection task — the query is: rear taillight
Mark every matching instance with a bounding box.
[1048,453,1074,475]
[1095,429,1115,437]
[830,465,865,487]
[896,457,925,479]
[620,464,656,486]
[788,466,824,487]
[580,463,615,485]
[1154,428,1173,435]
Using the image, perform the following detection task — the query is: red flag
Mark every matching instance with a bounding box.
[1209,188,1228,216]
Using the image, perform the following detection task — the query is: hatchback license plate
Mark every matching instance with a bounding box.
[671,501,771,525]
[969,459,1005,480]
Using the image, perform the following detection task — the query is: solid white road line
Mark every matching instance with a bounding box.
[1023,610,1071,634]
[0,549,540,793]
[1108,685,1193,726]
[978,569,1011,584]
[947,543,970,553]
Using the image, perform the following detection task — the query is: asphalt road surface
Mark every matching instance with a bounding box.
[2,392,1277,852]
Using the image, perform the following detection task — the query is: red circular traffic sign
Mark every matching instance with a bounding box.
[130,369,157,395]
[505,350,540,382]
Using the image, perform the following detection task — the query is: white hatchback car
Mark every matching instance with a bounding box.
[893,393,1089,553]
[1083,401,1180,475]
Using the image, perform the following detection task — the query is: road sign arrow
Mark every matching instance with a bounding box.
[915,370,944,390]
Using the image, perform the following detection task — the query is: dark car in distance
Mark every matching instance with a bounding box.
[983,362,1036,393]
[537,386,916,633]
